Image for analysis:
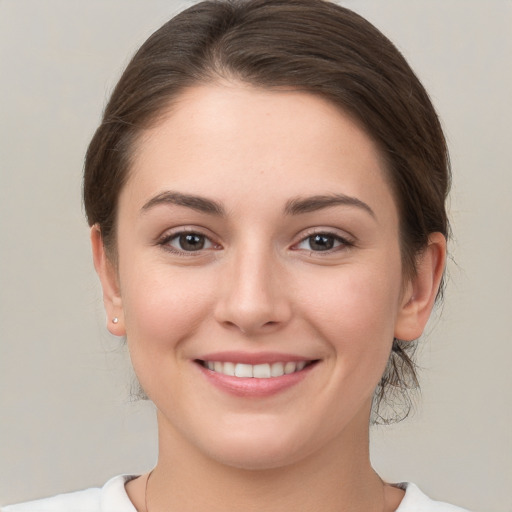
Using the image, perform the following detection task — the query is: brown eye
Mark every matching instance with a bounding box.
[179,233,206,251]
[308,234,335,251]
[295,232,352,252]
[164,232,214,252]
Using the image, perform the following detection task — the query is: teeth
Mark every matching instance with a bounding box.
[223,361,236,376]
[253,364,271,378]
[270,362,284,377]
[235,363,253,378]
[203,360,311,378]
[284,362,296,374]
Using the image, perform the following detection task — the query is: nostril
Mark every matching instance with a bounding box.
[214,289,292,335]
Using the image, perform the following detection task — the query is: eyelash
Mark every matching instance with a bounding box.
[158,229,219,256]
[292,230,354,254]
[157,229,354,256]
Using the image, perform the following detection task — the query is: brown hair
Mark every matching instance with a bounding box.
[83,0,450,424]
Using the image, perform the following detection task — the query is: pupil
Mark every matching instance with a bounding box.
[310,234,333,251]
[180,233,204,251]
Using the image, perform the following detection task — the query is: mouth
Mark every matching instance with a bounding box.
[196,360,317,378]
[195,353,320,397]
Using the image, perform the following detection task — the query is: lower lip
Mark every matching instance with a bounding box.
[196,362,317,398]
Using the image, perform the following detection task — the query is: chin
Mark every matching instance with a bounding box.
[205,439,305,471]
[191,418,326,471]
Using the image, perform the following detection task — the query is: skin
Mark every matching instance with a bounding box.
[92,83,446,512]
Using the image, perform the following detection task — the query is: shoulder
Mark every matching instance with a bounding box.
[395,482,471,512]
[1,475,137,512]
[1,477,472,512]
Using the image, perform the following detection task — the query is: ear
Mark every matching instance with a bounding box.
[394,232,447,342]
[90,225,126,336]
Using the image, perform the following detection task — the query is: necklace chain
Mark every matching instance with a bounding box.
[144,469,387,512]
[144,469,154,512]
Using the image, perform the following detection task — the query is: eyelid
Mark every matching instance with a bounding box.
[155,225,355,256]
[290,227,355,252]
[157,226,221,255]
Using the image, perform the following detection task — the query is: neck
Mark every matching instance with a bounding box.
[141,408,393,512]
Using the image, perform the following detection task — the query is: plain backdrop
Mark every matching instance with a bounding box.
[1,1,511,510]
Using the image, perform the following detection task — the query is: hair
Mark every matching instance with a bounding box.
[83,0,450,424]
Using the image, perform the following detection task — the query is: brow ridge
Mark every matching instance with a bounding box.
[284,194,375,217]
[141,191,225,216]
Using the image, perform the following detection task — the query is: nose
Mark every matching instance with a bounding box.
[214,245,292,336]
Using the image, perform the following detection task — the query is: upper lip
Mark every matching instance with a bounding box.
[196,351,316,365]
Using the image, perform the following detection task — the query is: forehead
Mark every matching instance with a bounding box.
[123,83,396,220]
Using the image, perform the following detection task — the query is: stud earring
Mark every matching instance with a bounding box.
[112,317,119,324]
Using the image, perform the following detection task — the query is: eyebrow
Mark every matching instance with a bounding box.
[140,191,375,219]
[284,194,375,218]
[141,191,225,216]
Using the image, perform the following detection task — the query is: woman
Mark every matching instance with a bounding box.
[2,0,470,510]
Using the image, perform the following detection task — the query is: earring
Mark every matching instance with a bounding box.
[112,317,119,324]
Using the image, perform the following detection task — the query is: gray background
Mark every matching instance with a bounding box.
[1,1,511,510]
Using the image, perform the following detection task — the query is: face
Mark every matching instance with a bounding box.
[95,83,438,470]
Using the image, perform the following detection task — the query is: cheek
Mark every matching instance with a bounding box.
[298,257,403,366]
[120,264,216,356]
[306,261,401,323]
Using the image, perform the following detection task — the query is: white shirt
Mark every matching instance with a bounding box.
[1,475,470,512]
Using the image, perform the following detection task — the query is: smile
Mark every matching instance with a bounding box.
[199,360,312,378]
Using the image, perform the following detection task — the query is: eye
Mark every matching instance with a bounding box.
[295,232,352,252]
[162,231,215,253]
